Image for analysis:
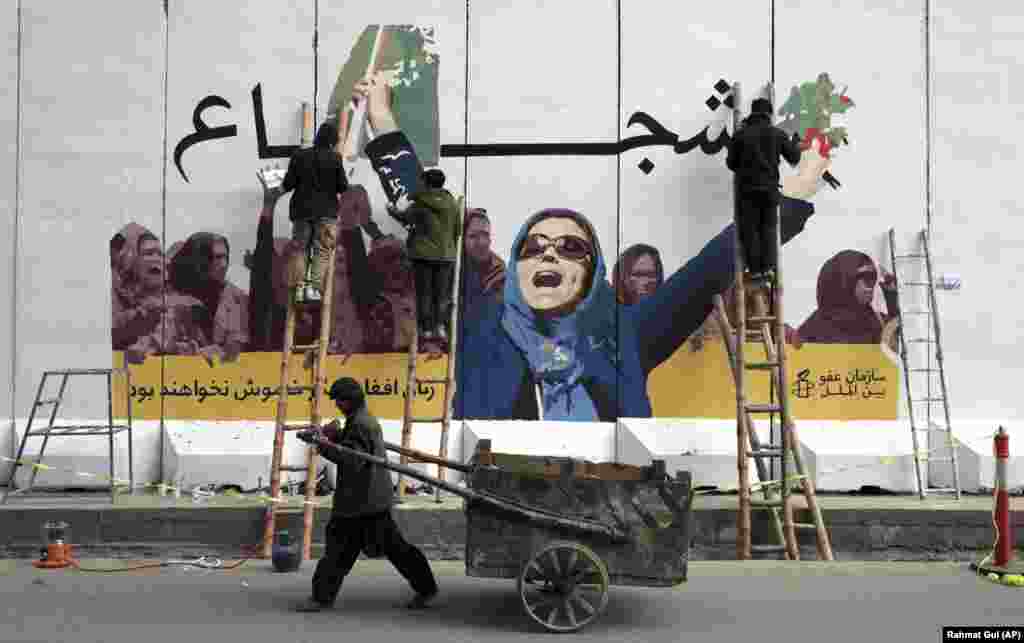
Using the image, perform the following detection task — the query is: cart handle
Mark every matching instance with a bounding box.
[382,441,472,474]
[313,439,475,500]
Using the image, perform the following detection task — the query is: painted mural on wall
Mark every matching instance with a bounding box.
[327,25,441,168]
[110,30,895,423]
[777,72,854,159]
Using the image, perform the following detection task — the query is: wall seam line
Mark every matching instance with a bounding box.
[10,0,23,459]
[159,0,171,483]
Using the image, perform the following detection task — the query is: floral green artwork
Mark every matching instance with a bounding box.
[327,25,441,166]
[777,72,854,157]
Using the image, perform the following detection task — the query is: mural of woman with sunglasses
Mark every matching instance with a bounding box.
[797,249,900,347]
[354,72,832,421]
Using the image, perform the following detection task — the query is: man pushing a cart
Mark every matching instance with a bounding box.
[294,376,439,612]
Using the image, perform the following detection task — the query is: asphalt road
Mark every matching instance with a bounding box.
[2,559,1022,642]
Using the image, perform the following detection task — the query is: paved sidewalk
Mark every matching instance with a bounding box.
[1,559,1018,643]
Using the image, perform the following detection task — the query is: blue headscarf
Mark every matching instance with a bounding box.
[500,209,618,421]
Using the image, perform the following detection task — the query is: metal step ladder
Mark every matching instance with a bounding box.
[887,227,960,500]
[718,81,832,561]
[2,368,134,504]
[397,196,464,504]
[260,168,338,560]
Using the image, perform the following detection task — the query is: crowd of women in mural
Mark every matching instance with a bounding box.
[109,190,506,364]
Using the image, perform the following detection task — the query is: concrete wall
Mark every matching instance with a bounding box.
[1,1,1018,486]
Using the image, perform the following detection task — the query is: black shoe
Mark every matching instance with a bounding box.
[406,589,438,609]
[293,598,332,612]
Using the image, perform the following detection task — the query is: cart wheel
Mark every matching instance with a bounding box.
[517,541,610,633]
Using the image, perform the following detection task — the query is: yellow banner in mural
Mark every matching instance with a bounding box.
[114,342,897,421]
[113,352,449,421]
[648,342,899,420]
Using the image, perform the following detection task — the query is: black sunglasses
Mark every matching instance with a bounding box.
[855,270,877,284]
[519,234,593,262]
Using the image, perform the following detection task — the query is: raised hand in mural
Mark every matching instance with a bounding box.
[879,269,897,293]
[327,343,353,365]
[137,295,168,323]
[781,137,832,201]
[256,165,285,209]
[196,339,241,367]
[199,344,223,367]
[352,71,399,135]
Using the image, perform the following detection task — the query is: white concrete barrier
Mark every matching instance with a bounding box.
[7,418,155,490]
[0,421,13,483]
[929,420,1024,493]
[460,420,617,465]
[618,418,737,489]
[1,413,1012,496]
[163,421,278,492]
[618,417,816,490]
[798,420,917,493]
[160,419,468,493]
[619,417,921,493]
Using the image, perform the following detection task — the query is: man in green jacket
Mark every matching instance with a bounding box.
[294,377,439,612]
[386,168,461,341]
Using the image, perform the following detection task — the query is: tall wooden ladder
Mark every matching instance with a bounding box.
[887,227,960,500]
[396,197,464,504]
[261,177,338,560]
[716,81,832,561]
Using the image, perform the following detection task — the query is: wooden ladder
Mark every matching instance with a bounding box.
[396,197,464,503]
[719,81,832,561]
[261,200,338,560]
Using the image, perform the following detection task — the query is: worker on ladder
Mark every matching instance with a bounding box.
[277,121,349,304]
[350,76,460,350]
[384,167,461,345]
[726,97,802,281]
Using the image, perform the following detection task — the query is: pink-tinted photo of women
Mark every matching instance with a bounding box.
[797,249,899,348]
[110,224,210,363]
[168,232,250,363]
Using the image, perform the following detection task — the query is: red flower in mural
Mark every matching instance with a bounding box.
[799,128,834,158]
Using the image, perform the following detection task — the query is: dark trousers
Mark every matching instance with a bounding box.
[736,188,780,275]
[311,512,438,606]
[411,259,454,333]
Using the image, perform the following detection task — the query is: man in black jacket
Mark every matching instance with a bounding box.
[726,97,802,279]
[293,377,439,612]
[279,122,349,304]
